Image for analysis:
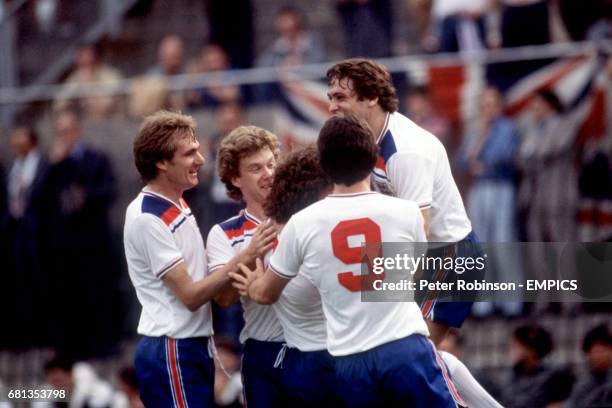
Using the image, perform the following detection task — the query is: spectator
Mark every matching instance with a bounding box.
[499,324,574,408]
[428,0,492,52]
[565,324,612,407]
[41,109,120,358]
[213,336,243,408]
[517,90,576,243]
[405,85,452,148]
[54,44,123,120]
[257,7,326,68]
[204,0,254,69]
[335,0,393,58]
[114,366,144,408]
[497,0,551,48]
[5,126,48,349]
[39,355,117,408]
[129,34,187,117]
[457,85,521,317]
[187,44,241,109]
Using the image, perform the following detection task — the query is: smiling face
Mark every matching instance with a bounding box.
[232,147,276,206]
[327,77,377,121]
[158,130,205,192]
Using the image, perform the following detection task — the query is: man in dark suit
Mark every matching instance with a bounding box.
[4,125,48,349]
[42,109,121,358]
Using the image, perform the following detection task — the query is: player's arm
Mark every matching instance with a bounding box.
[229,259,290,305]
[162,261,231,311]
[421,208,430,239]
[207,220,277,307]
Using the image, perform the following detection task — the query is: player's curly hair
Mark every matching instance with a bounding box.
[134,110,196,183]
[327,58,399,113]
[264,145,332,224]
[217,125,280,202]
[317,113,377,187]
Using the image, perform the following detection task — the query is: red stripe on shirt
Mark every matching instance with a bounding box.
[161,206,182,226]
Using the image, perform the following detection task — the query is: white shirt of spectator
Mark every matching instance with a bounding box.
[269,192,429,356]
[372,112,472,242]
[207,209,284,343]
[124,188,212,338]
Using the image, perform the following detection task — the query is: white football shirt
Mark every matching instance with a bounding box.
[124,189,212,338]
[207,209,284,343]
[372,112,472,242]
[273,273,327,352]
[269,192,429,356]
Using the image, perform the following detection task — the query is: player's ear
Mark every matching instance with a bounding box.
[156,160,168,172]
[231,176,242,189]
[367,97,379,108]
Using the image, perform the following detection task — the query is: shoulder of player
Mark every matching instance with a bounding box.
[388,112,446,152]
[378,193,421,212]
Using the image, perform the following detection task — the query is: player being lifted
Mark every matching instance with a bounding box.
[124,111,229,407]
[205,125,287,408]
[232,114,463,408]
[326,59,482,344]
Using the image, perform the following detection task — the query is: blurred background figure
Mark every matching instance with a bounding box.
[41,109,121,359]
[54,43,123,120]
[187,44,242,109]
[404,85,452,148]
[457,85,522,318]
[4,125,48,350]
[335,0,393,58]
[565,323,612,407]
[204,0,254,69]
[517,89,576,243]
[427,0,493,52]
[114,366,144,408]
[213,336,243,408]
[38,355,117,408]
[257,7,326,69]
[129,34,186,117]
[499,324,574,408]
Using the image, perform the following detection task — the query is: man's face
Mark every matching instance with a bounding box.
[161,132,205,191]
[232,147,276,206]
[10,128,34,157]
[328,77,375,121]
[586,343,612,373]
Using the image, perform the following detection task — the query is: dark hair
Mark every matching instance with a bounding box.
[536,89,564,114]
[583,324,612,352]
[264,145,332,224]
[44,356,74,373]
[317,113,377,186]
[119,366,139,389]
[133,110,196,183]
[217,125,280,202]
[327,58,399,113]
[513,324,553,359]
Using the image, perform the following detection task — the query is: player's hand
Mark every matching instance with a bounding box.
[246,219,277,259]
[230,258,265,298]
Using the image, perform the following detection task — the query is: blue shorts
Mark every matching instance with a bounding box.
[282,348,344,407]
[419,230,484,328]
[334,335,464,408]
[134,336,214,408]
[242,339,288,408]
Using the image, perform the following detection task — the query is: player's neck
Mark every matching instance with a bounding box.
[146,180,183,206]
[369,108,388,142]
[332,178,371,195]
[245,200,266,222]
